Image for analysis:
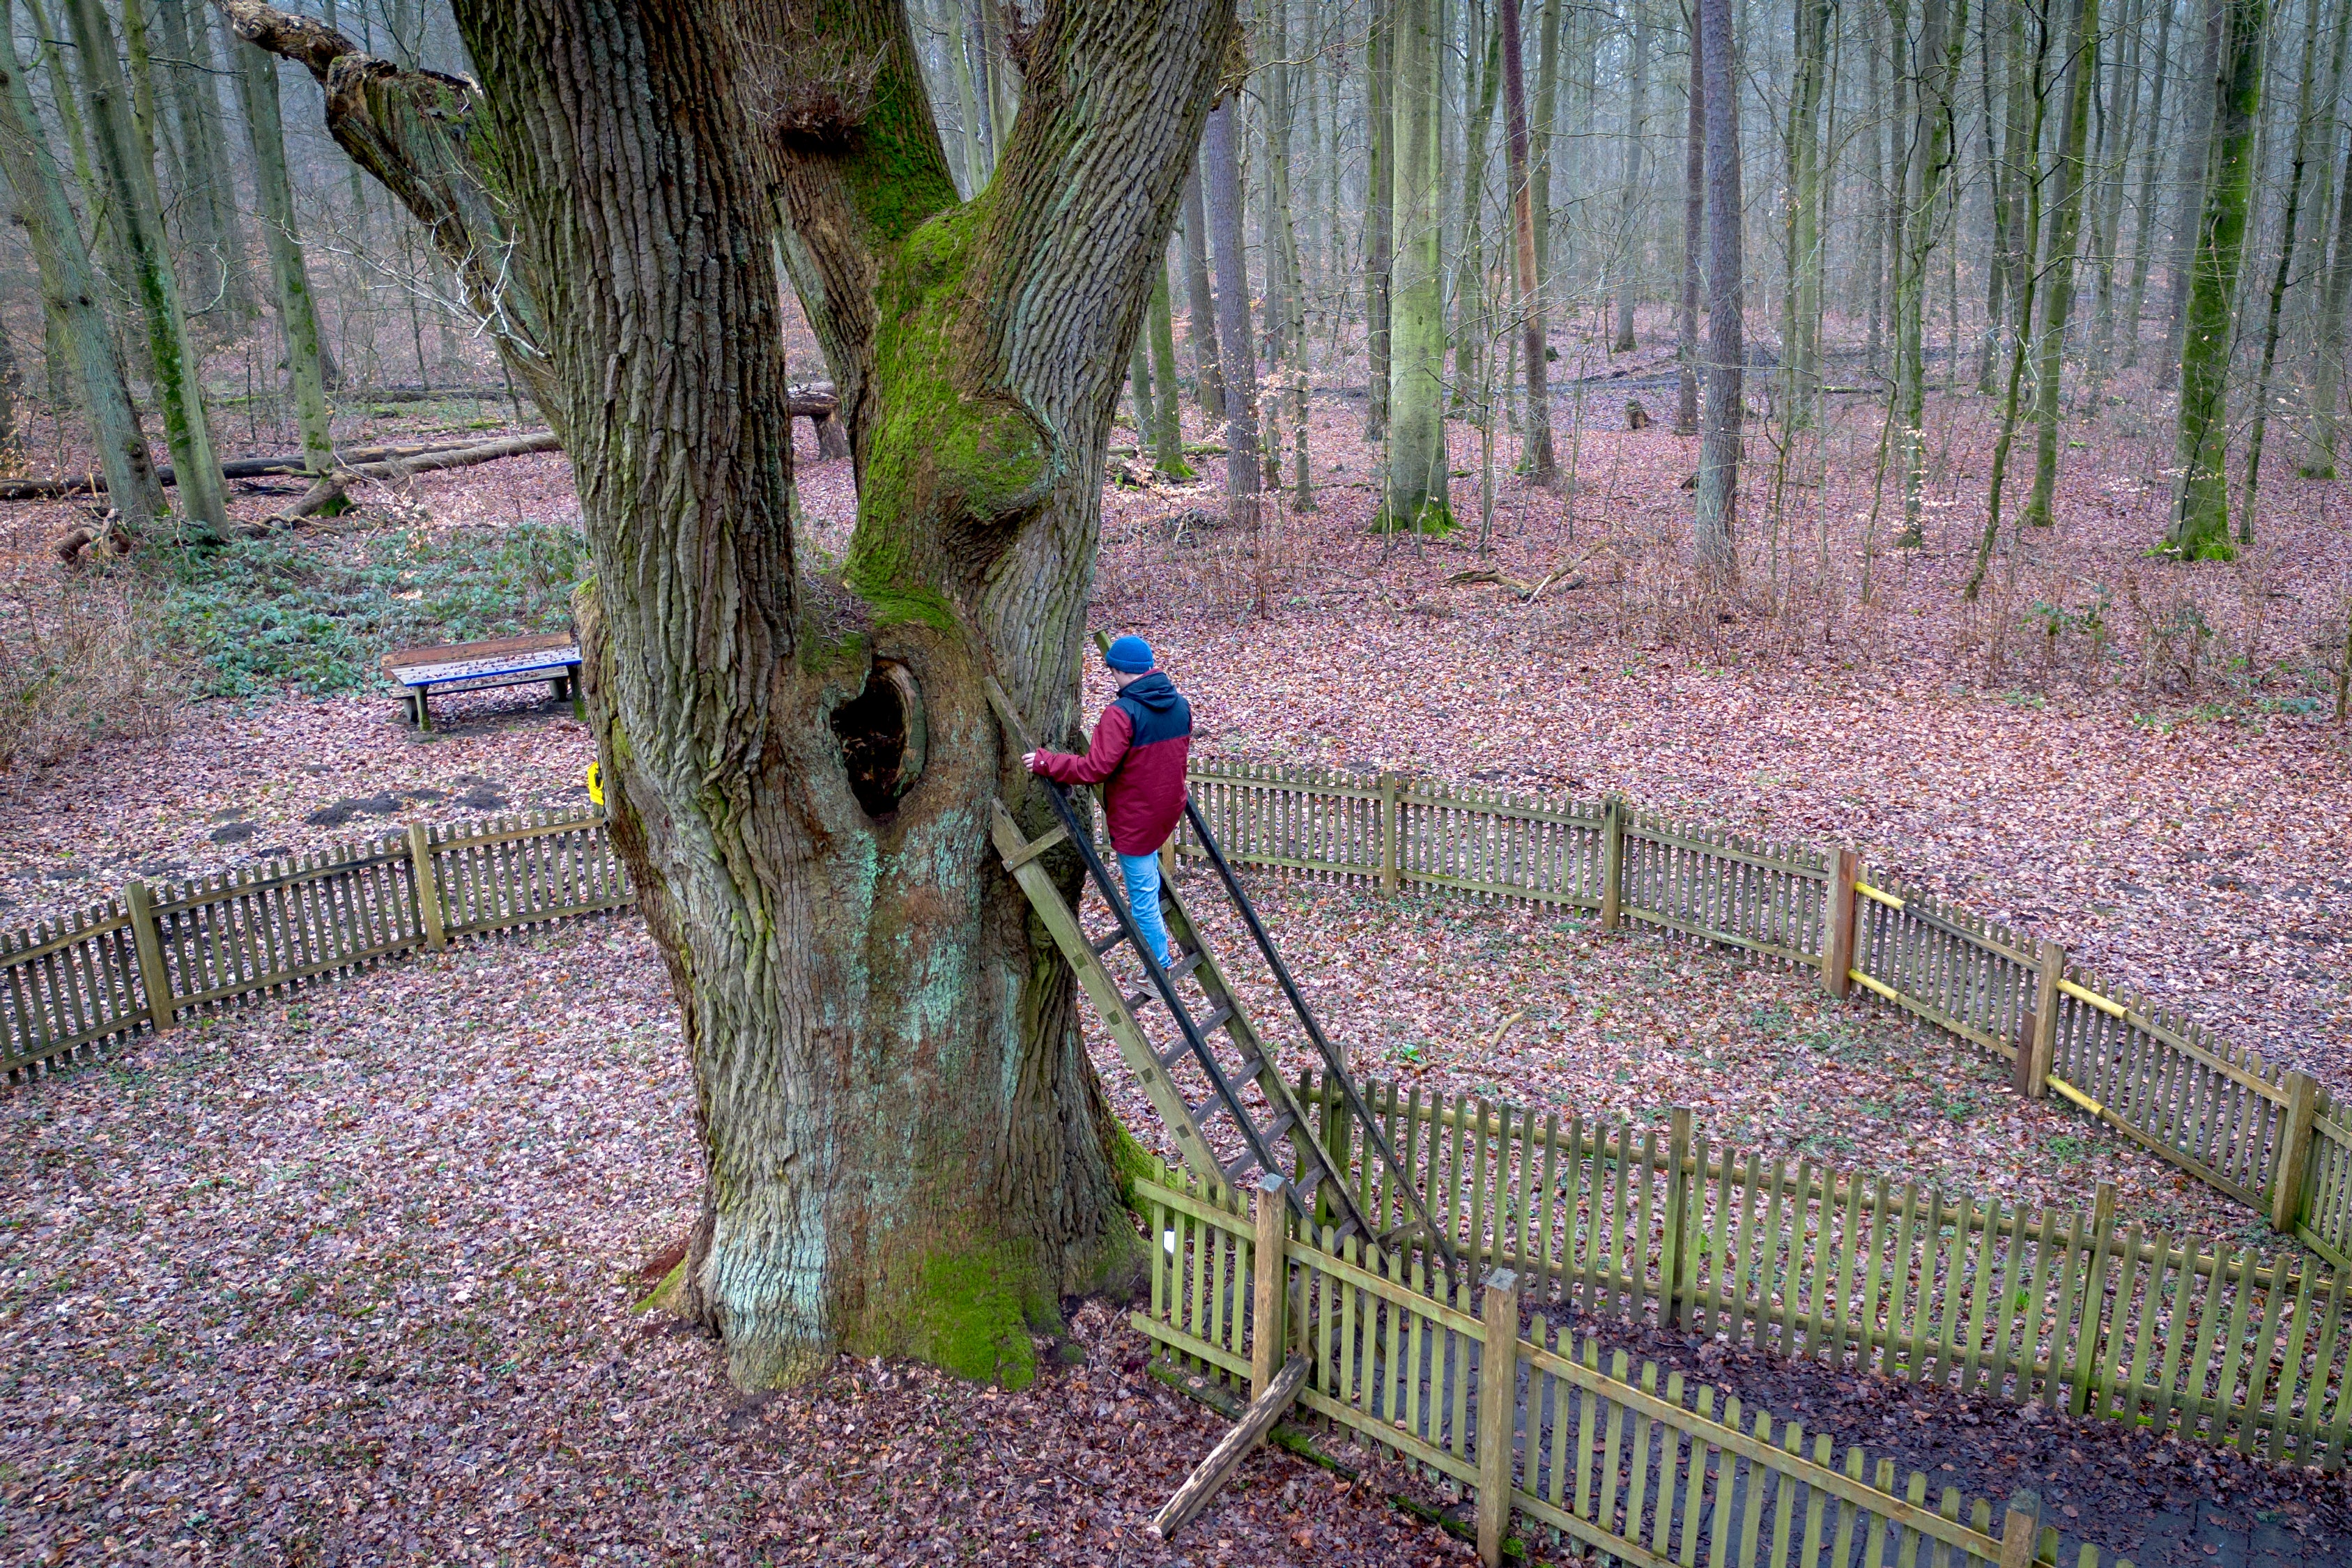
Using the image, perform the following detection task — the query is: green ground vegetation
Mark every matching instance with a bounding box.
[158,521,588,698]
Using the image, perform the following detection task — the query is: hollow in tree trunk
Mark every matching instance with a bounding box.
[226,0,1233,1390]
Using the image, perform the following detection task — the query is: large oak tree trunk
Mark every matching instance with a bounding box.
[226,0,1233,1390]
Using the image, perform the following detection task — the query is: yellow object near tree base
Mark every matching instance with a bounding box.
[585,760,604,807]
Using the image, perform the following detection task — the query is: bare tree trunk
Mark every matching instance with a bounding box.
[70,0,226,541]
[1781,0,1829,425]
[1613,0,1652,352]
[229,34,332,477]
[1862,0,1887,369]
[1502,0,1558,479]
[1367,0,1396,439]
[1205,98,1261,528]
[2159,0,2225,390]
[155,0,256,325]
[1146,264,1194,481]
[2121,0,2176,366]
[231,0,1231,1390]
[1695,0,1742,573]
[1383,0,1452,531]
[2026,0,2103,529]
[1892,0,1960,548]
[1261,0,1312,509]
[0,15,164,526]
[2236,0,2332,539]
[1677,6,1704,434]
[1179,167,1223,411]
[2303,19,2352,475]
[1451,8,1502,415]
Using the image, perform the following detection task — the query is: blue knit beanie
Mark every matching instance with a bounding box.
[1105,635,1155,674]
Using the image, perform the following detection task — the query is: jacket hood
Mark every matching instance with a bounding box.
[1116,670,1182,711]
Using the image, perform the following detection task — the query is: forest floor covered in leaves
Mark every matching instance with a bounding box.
[3,369,2350,1559]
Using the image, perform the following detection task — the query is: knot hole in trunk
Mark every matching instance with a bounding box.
[831,660,926,818]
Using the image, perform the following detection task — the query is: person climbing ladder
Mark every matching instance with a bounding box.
[1022,635,1192,967]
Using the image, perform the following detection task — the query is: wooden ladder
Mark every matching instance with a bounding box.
[985,682,1451,1264]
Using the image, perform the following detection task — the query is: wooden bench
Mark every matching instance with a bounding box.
[381,632,583,731]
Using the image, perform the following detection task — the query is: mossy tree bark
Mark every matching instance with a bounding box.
[1381,0,1452,533]
[0,17,164,526]
[1779,0,1828,426]
[1613,0,1650,356]
[2119,0,2174,369]
[2167,0,2266,559]
[1146,266,1194,482]
[228,0,1231,1391]
[68,0,228,543]
[2158,0,2226,392]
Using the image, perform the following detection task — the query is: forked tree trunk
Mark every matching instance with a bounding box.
[226,0,1231,1391]
[2303,74,2352,476]
[0,19,165,526]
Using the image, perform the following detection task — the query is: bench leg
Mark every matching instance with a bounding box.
[417,690,431,732]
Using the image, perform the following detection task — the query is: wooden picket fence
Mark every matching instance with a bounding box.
[0,811,631,1075]
[3,759,2342,1266]
[1250,1070,2352,1471]
[1137,1159,2129,1568]
[1177,761,2349,1264]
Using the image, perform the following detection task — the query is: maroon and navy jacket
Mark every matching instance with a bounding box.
[1031,671,1192,854]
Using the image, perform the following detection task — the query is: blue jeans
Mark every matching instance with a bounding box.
[1119,852,1176,967]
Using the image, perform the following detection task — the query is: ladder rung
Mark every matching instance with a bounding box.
[1225,1054,1264,1084]
[1091,928,1130,955]
[1187,1093,1232,1130]
[1293,1165,1325,1199]
[1190,1003,1232,1036]
[1122,985,1155,1014]
[1259,1112,1296,1146]
[1221,1149,1262,1186]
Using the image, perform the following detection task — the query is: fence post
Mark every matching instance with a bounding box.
[1600,797,1627,930]
[1251,1172,1289,1395]
[1998,1491,2042,1568]
[2017,941,2065,1099]
[2066,1182,2117,1417]
[1661,1107,1693,1328]
[2272,1070,2321,1234]
[123,882,174,1033]
[1475,1268,1521,1568]
[1822,847,1859,999]
[408,823,447,950]
[1379,772,1401,896]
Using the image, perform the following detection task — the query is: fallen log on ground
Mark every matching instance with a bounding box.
[240,431,569,532]
[5,435,548,500]
[10,380,843,502]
